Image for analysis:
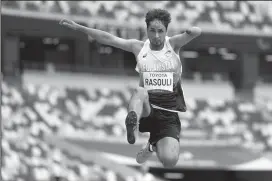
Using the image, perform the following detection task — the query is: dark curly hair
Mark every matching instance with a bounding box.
[145,9,171,29]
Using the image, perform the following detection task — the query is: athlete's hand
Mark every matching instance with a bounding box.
[59,19,78,30]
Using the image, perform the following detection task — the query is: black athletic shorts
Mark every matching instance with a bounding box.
[138,105,181,146]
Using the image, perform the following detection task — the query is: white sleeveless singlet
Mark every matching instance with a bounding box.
[135,36,184,113]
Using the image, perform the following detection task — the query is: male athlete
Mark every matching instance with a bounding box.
[60,8,201,168]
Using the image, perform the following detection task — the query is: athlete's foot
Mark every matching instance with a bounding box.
[125,111,138,144]
[136,142,153,164]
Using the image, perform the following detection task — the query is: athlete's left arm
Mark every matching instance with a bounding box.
[169,27,202,51]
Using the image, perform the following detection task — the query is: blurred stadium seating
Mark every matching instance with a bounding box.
[2,1,272,181]
[1,81,157,181]
[2,1,272,34]
[2,80,272,180]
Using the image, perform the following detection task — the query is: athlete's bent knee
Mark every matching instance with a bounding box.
[161,155,179,168]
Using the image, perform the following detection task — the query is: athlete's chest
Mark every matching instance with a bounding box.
[138,50,180,72]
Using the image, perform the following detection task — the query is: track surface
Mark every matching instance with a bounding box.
[66,138,269,169]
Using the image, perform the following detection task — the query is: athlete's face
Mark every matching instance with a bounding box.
[147,19,167,47]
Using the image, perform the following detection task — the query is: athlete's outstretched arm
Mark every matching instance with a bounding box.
[59,19,141,53]
[169,27,202,50]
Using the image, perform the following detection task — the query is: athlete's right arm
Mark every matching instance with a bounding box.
[59,19,141,54]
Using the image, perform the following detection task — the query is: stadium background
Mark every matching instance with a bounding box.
[1,1,272,181]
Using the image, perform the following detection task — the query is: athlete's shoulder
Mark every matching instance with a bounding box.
[165,36,172,46]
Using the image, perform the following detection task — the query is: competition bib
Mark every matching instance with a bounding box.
[143,72,174,92]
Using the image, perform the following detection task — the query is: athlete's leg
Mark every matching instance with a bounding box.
[136,141,154,164]
[128,87,151,119]
[126,87,151,144]
[155,137,180,168]
[136,137,179,166]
